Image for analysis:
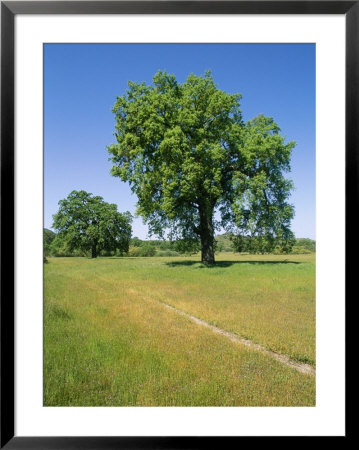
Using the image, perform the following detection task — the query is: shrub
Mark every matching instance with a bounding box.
[156,250,180,257]
[128,247,142,257]
[291,245,312,254]
[295,238,316,252]
[139,244,156,257]
[128,243,156,257]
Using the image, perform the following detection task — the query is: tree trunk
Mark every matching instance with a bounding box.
[91,243,97,258]
[199,204,215,265]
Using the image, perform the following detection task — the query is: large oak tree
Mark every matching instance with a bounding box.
[108,71,294,264]
[52,190,132,258]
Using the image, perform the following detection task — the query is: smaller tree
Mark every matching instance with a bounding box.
[52,190,132,258]
[43,228,56,257]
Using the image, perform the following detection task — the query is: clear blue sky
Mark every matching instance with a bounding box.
[44,43,315,240]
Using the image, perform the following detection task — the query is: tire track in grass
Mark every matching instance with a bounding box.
[161,302,315,377]
[125,287,315,376]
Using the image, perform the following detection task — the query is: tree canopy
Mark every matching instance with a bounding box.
[52,190,132,258]
[108,70,295,264]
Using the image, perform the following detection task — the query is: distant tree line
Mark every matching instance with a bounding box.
[290,238,316,254]
[217,234,315,255]
[44,227,315,258]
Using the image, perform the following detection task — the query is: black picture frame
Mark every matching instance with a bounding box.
[1,1,354,447]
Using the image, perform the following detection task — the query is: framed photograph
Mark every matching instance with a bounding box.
[1,1,353,447]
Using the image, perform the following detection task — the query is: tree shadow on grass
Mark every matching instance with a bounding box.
[165,260,302,268]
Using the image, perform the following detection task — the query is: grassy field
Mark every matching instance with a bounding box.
[44,253,315,406]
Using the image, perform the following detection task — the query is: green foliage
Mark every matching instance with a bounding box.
[231,234,295,254]
[157,241,172,250]
[173,238,201,255]
[156,250,180,257]
[231,234,315,255]
[291,244,312,254]
[131,236,143,247]
[128,242,156,257]
[295,238,316,252]
[215,233,236,252]
[52,190,132,258]
[49,233,85,257]
[138,243,156,257]
[44,228,56,256]
[128,247,141,257]
[108,71,295,264]
[130,237,199,256]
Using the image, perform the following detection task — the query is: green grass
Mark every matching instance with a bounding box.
[44,253,315,406]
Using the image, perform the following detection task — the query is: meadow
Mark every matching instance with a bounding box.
[44,253,315,406]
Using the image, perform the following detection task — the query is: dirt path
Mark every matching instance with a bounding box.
[161,302,315,376]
